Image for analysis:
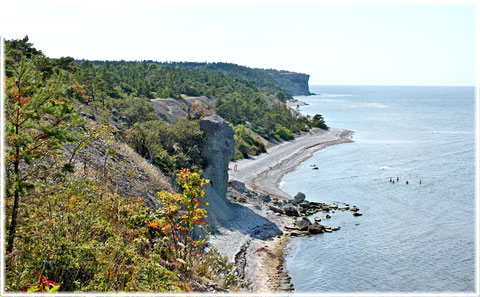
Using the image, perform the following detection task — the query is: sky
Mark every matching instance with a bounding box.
[1,0,477,86]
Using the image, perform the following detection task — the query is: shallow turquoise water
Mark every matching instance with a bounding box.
[282,85,476,292]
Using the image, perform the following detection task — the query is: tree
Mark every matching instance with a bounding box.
[147,169,210,265]
[4,57,80,253]
[312,114,328,130]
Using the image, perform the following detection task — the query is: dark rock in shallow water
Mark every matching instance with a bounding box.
[353,212,363,216]
[294,192,306,204]
[308,223,324,234]
[295,217,311,231]
[299,201,310,208]
[350,206,359,212]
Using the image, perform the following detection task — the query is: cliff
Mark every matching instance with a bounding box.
[267,71,312,96]
[199,114,236,228]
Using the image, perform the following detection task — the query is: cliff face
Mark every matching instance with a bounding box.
[275,72,312,96]
[199,114,236,228]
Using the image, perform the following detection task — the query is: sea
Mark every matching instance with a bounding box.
[281,85,477,293]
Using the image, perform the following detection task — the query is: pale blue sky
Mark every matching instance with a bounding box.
[1,0,477,86]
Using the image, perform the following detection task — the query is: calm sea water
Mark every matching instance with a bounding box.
[282,85,476,292]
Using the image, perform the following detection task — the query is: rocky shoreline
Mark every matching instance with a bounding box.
[206,125,355,292]
[228,127,355,292]
[225,183,361,291]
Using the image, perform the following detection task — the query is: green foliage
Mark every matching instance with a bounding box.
[311,114,328,130]
[24,273,61,292]
[195,248,241,290]
[5,176,181,292]
[275,90,289,101]
[149,169,209,265]
[4,55,83,253]
[273,124,294,141]
[4,38,242,293]
[233,125,266,159]
[125,118,205,176]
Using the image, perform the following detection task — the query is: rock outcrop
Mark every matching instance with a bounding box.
[200,114,236,228]
[272,72,312,96]
[281,73,312,96]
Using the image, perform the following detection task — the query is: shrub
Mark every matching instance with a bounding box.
[274,124,294,140]
[149,169,209,266]
[311,114,328,130]
[233,125,266,159]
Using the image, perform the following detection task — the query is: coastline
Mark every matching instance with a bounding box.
[220,127,354,292]
[230,127,354,200]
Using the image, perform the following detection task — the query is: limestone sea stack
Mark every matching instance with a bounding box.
[200,114,236,229]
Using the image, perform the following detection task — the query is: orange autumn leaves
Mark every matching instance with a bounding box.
[147,169,210,262]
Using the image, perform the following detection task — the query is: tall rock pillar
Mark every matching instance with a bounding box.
[199,114,236,228]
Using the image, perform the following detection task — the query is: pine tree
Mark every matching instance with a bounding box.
[5,56,81,253]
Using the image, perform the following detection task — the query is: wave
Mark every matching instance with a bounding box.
[366,103,387,108]
[349,102,387,109]
[318,94,352,98]
[317,98,341,103]
[424,131,473,134]
[379,166,392,170]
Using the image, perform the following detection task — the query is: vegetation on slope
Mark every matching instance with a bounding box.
[4,36,327,291]
[75,59,325,161]
[4,36,240,292]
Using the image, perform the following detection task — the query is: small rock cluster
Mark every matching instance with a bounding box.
[285,217,341,236]
[227,180,363,237]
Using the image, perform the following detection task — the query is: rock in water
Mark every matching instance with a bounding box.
[294,192,306,204]
[199,114,236,228]
[295,217,311,231]
[308,223,324,234]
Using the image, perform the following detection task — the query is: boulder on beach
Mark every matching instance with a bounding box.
[261,194,271,203]
[283,205,299,217]
[229,180,246,193]
[269,205,284,214]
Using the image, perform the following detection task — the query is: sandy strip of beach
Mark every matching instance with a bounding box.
[229,127,354,200]
[209,127,354,292]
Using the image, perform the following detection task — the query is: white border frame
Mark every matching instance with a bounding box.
[0,0,479,296]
